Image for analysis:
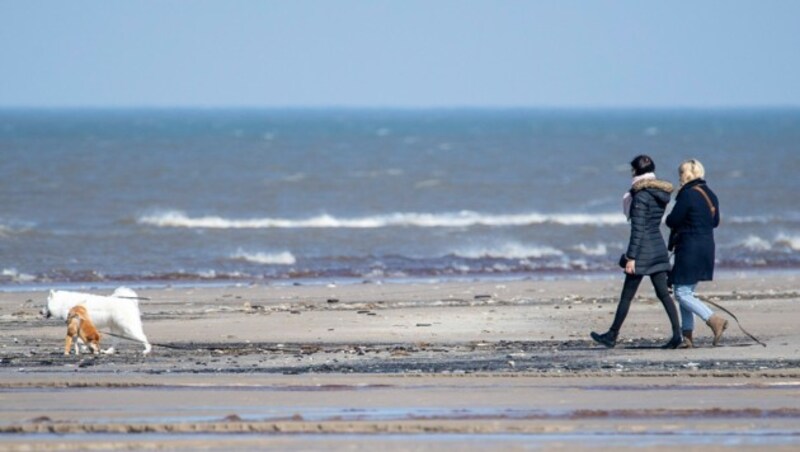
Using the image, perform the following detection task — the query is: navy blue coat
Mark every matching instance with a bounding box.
[626,179,674,275]
[665,179,720,285]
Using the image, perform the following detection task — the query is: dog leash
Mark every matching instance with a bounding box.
[698,297,767,347]
[97,330,189,350]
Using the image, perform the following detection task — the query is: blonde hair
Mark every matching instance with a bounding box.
[679,159,705,186]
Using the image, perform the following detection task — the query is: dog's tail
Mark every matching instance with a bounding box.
[110,287,149,304]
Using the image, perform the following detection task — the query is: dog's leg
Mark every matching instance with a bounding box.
[102,328,117,355]
[73,335,81,355]
[78,338,89,354]
[64,335,72,355]
[122,326,151,355]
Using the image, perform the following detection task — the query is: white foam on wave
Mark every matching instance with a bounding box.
[230,249,297,265]
[572,243,609,256]
[452,243,564,259]
[724,234,800,253]
[775,234,800,251]
[737,235,772,251]
[138,210,627,229]
[727,213,800,225]
[1,268,36,283]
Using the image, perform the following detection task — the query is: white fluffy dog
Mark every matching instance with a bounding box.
[41,287,151,355]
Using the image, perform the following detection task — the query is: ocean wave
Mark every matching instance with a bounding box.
[137,210,627,229]
[572,243,610,256]
[0,268,36,283]
[727,213,800,224]
[0,222,34,237]
[230,250,297,265]
[726,234,800,252]
[451,243,564,259]
[776,234,800,251]
[736,235,773,252]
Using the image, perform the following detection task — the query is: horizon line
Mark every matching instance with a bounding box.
[1,104,800,112]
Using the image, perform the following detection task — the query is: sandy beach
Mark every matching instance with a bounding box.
[1,272,799,450]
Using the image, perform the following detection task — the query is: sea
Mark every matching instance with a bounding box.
[1,108,798,289]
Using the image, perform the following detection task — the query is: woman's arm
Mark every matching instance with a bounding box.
[625,191,647,261]
[665,189,688,229]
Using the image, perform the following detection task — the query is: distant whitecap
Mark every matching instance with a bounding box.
[138,210,627,229]
[230,250,297,265]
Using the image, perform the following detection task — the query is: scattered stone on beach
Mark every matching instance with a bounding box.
[416,323,432,327]
[28,416,53,423]
[327,298,339,304]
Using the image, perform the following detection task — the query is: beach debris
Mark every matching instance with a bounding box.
[507,360,516,368]
[327,298,339,304]
[416,323,432,327]
[683,362,701,370]
[243,302,266,312]
[222,414,242,422]
[28,416,53,423]
[474,294,492,300]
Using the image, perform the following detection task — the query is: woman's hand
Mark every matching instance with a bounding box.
[625,259,636,275]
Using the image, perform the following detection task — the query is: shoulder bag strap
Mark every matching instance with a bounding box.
[692,185,716,218]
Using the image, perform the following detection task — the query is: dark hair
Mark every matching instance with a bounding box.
[630,155,655,176]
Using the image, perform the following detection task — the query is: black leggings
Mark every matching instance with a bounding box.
[610,271,680,336]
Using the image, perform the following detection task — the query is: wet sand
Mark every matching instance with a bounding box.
[1,272,799,450]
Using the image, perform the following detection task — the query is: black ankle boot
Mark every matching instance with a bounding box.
[590,330,617,348]
[661,334,682,349]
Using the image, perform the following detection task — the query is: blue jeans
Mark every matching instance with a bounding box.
[674,284,714,331]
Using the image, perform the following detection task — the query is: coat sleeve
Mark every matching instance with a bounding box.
[625,191,647,260]
[665,189,688,230]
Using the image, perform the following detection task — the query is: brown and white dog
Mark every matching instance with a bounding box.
[65,305,101,356]
[43,287,151,355]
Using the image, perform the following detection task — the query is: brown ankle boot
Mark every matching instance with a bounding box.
[678,330,693,349]
[706,314,729,346]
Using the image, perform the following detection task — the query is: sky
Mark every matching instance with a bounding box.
[1,0,799,108]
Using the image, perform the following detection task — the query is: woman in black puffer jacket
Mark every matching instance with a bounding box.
[591,155,682,349]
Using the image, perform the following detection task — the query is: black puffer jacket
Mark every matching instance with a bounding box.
[625,179,674,275]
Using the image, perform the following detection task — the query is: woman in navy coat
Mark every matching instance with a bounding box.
[666,159,727,347]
